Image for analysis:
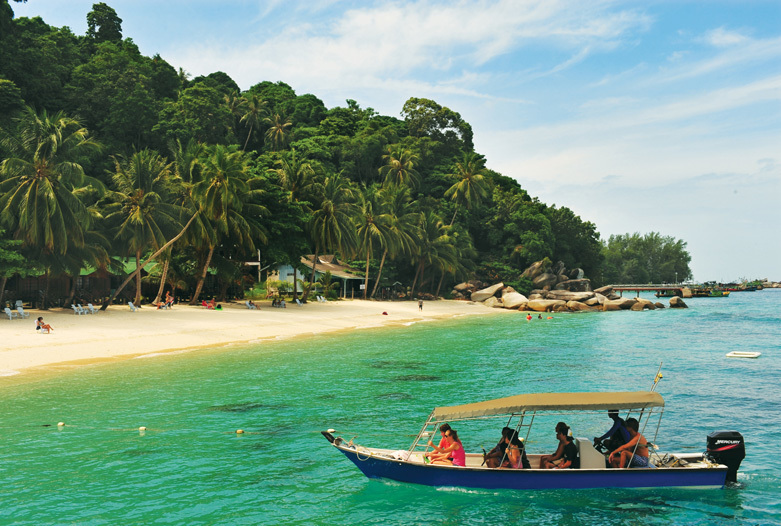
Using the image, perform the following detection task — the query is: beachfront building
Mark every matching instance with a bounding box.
[271,255,364,298]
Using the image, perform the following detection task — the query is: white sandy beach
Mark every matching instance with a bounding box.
[0,299,509,376]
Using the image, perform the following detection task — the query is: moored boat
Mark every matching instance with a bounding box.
[322,390,745,490]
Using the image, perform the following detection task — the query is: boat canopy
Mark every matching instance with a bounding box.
[432,391,664,421]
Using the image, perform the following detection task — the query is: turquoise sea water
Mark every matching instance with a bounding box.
[1,290,780,525]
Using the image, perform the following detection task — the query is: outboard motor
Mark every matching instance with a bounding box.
[706,430,745,484]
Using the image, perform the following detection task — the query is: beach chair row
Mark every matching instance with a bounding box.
[4,305,31,320]
[71,303,99,315]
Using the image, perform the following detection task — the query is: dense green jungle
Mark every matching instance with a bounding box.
[0,1,692,306]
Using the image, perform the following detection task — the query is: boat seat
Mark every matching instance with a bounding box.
[575,437,606,469]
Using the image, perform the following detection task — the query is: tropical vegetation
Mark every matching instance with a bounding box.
[0,2,691,307]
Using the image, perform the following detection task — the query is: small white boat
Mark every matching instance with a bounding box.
[726,351,762,359]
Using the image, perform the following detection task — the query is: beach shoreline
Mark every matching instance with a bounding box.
[0,299,509,377]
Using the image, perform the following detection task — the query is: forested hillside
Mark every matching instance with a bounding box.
[0,2,691,306]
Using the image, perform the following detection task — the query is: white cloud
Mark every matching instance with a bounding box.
[703,27,750,47]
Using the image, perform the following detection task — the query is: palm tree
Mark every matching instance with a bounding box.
[410,211,451,297]
[189,145,267,304]
[444,151,489,226]
[379,145,420,189]
[104,149,183,305]
[264,113,292,151]
[269,149,315,205]
[369,185,421,298]
[0,108,103,307]
[240,93,268,151]
[304,172,358,298]
[0,107,102,254]
[355,186,394,299]
[168,137,204,183]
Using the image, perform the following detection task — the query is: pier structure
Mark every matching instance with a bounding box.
[610,284,683,297]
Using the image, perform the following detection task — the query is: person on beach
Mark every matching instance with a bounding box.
[418,299,423,311]
[426,423,453,463]
[165,291,174,308]
[36,317,53,332]
[540,422,569,468]
[430,428,465,467]
[609,417,649,468]
[594,410,630,453]
[208,298,216,309]
[526,314,532,322]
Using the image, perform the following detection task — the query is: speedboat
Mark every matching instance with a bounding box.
[322,390,745,490]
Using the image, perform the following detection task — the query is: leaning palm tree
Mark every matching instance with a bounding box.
[444,151,490,226]
[189,145,267,304]
[103,149,184,305]
[264,113,292,151]
[379,145,420,189]
[240,92,268,151]
[355,186,395,299]
[304,172,359,298]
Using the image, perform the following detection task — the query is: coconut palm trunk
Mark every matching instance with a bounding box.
[0,277,7,305]
[304,251,319,301]
[363,248,371,300]
[410,261,424,297]
[153,257,170,304]
[435,270,445,298]
[370,249,388,299]
[101,212,198,310]
[134,251,143,305]
[190,245,214,305]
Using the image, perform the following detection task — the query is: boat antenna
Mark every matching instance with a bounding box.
[650,362,663,392]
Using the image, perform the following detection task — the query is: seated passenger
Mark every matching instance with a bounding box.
[608,417,649,468]
[484,427,513,468]
[431,429,465,467]
[594,409,630,453]
[540,422,569,469]
[426,423,452,463]
[503,432,529,469]
[554,427,580,469]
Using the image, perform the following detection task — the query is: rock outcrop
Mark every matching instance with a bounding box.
[670,297,688,308]
[471,282,504,302]
[502,292,528,309]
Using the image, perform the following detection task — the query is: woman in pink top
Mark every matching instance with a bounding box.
[432,429,466,467]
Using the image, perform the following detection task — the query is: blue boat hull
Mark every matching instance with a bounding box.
[335,445,727,490]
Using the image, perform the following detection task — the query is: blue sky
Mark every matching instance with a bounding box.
[12,0,781,281]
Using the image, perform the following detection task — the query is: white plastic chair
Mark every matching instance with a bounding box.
[245,301,257,310]
[71,304,84,315]
[295,299,302,306]
[128,302,138,312]
[4,307,18,320]
[87,303,98,314]
[16,306,30,318]
[78,303,91,314]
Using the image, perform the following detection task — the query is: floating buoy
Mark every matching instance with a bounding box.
[236,429,244,434]
[57,422,65,427]
[139,426,147,431]
[327,428,336,433]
